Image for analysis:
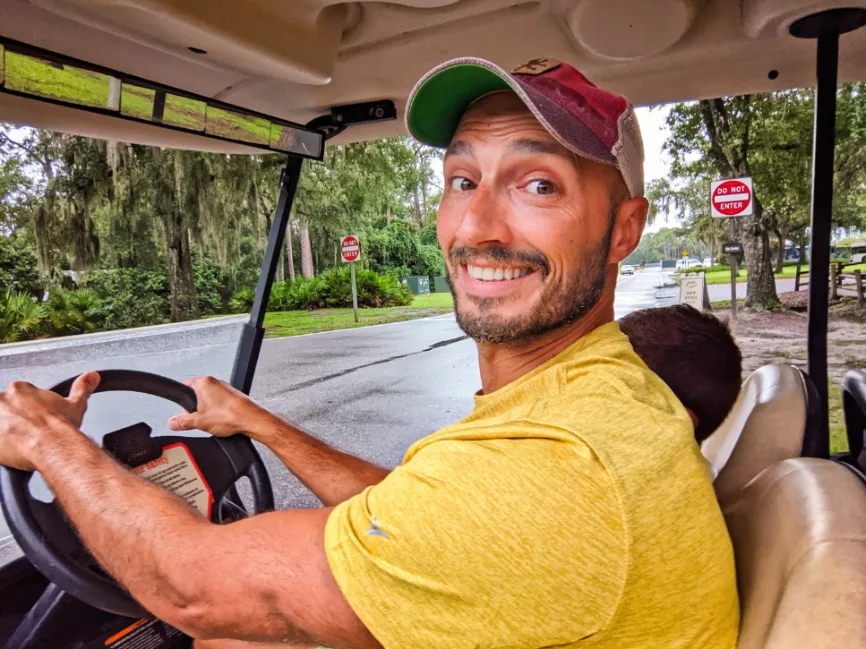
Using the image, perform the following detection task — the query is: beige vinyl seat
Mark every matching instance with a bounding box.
[704,364,866,648]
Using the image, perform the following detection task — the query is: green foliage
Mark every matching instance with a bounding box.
[193,255,227,315]
[84,268,170,330]
[45,288,103,334]
[229,288,255,313]
[1,124,443,336]
[0,235,42,296]
[0,289,47,343]
[366,218,445,279]
[247,268,411,313]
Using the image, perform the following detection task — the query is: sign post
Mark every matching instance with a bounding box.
[340,235,361,323]
[711,177,754,321]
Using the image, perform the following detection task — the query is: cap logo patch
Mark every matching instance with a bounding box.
[511,58,561,76]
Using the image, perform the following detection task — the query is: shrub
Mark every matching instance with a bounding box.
[230,287,255,313]
[45,288,104,335]
[0,289,47,343]
[194,255,228,315]
[261,268,411,312]
[0,235,42,297]
[84,268,170,329]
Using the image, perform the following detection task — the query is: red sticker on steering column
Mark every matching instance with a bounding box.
[133,443,214,519]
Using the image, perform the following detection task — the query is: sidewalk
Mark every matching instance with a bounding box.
[706,278,796,302]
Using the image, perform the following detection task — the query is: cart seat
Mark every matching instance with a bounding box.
[702,364,819,503]
[722,458,866,649]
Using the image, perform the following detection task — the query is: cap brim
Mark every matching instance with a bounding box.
[406,61,512,148]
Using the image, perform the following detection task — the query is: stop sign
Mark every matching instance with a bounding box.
[340,235,360,263]
[711,178,753,217]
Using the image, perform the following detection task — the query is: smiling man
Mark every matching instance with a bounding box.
[0,58,739,649]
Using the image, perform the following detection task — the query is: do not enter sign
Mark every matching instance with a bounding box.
[711,178,753,217]
[340,235,360,263]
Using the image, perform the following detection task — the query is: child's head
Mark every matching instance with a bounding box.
[619,305,742,442]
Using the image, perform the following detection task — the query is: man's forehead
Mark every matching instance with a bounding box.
[446,92,569,159]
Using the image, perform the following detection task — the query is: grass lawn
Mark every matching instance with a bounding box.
[263,292,454,338]
[684,262,866,285]
[828,380,848,454]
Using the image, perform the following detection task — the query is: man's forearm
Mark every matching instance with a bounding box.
[31,424,222,627]
[245,412,388,506]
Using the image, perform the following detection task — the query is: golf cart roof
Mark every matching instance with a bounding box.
[2,0,866,146]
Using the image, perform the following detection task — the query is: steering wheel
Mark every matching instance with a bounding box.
[0,369,274,618]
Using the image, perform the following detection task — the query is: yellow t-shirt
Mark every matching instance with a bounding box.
[325,322,739,649]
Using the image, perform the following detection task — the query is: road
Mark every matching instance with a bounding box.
[0,269,677,562]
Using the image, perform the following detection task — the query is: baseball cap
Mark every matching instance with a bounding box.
[405,57,644,198]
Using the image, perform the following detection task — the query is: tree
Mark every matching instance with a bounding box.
[666,97,779,308]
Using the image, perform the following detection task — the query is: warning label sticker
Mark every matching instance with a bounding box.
[133,443,213,519]
[84,617,186,649]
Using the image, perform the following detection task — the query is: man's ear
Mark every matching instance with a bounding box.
[608,197,648,264]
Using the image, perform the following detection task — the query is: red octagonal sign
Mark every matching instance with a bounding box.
[340,235,360,263]
[711,178,753,217]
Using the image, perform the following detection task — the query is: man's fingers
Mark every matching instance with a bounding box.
[69,372,100,405]
[168,412,197,431]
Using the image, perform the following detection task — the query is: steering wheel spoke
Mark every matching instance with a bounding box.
[0,369,274,617]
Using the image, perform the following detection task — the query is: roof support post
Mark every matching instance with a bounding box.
[791,8,866,457]
[805,24,838,456]
[230,155,304,394]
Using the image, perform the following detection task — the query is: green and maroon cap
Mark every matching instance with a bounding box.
[406,57,645,198]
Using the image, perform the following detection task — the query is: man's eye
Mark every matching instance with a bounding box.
[526,180,556,195]
[450,176,475,191]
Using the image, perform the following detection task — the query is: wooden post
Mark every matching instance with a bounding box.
[857,269,864,307]
[831,263,838,300]
[795,264,801,292]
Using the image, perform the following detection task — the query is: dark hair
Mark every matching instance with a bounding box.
[619,305,742,442]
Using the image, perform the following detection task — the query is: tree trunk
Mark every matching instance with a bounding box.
[299,221,314,278]
[286,225,296,281]
[413,185,421,223]
[421,178,429,226]
[164,209,199,322]
[386,206,391,226]
[737,208,778,308]
[774,226,786,274]
[799,235,807,265]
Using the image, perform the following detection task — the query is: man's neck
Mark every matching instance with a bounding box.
[476,292,615,394]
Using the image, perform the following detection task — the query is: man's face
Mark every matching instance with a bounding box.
[437,91,630,344]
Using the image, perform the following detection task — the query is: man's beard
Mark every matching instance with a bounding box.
[446,226,614,345]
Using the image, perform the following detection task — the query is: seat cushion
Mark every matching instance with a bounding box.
[702,364,807,503]
[723,458,866,649]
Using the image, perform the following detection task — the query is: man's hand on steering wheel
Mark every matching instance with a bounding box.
[0,371,100,471]
[168,376,269,439]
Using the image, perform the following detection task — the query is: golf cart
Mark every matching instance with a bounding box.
[0,1,865,647]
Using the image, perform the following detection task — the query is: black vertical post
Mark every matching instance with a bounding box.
[230,155,304,393]
[805,27,838,457]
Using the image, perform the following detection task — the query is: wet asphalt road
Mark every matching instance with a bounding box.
[0,269,676,562]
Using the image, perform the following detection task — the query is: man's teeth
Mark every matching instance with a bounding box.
[467,264,529,281]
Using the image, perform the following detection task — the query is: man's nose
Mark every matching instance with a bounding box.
[453,182,513,248]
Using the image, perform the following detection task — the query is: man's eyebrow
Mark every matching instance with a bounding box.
[444,140,474,158]
[506,138,573,159]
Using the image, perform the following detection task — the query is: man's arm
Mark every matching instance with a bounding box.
[33,422,380,647]
[0,377,380,647]
[169,378,389,507]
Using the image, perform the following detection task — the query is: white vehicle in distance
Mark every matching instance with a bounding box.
[703,257,715,268]
[620,264,637,275]
[676,258,704,271]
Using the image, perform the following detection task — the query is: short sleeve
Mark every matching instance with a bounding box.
[324,431,628,649]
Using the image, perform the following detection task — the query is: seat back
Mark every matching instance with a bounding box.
[722,458,866,649]
[702,364,814,503]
